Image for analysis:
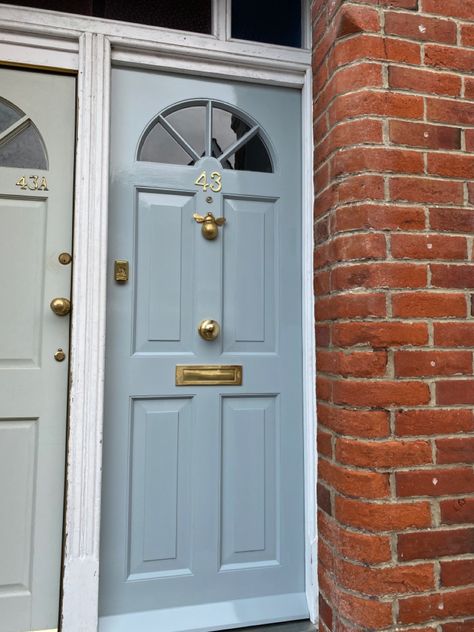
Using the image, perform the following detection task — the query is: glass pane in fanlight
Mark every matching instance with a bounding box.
[0,124,47,169]
[212,107,250,167]
[166,106,206,159]
[0,99,22,134]
[139,121,196,165]
[232,134,272,173]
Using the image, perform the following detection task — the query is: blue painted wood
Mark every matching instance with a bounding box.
[100,69,305,631]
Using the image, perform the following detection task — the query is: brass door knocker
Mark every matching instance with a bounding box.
[193,212,226,240]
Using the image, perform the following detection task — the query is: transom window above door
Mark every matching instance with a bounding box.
[138,101,273,173]
[0,0,306,48]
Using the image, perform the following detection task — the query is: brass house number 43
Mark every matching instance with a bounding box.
[194,170,222,193]
[16,175,49,191]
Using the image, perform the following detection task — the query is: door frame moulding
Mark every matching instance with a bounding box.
[0,5,316,630]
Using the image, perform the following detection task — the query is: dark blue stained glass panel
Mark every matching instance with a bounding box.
[231,0,302,48]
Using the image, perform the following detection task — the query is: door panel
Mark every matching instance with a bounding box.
[0,68,75,632]
[100,69,305,632]
[221,396,278,569]
[223,197,276,352]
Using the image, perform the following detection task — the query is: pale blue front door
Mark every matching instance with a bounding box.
[100,68,306,632]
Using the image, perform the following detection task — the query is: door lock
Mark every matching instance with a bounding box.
[50,297,71,316]
[54,348,66,362]
[193,212,225,240]
[198,319,220,341]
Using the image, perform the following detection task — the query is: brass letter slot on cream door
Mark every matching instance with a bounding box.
[176,365,243,386]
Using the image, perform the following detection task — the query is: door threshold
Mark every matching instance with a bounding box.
[99,593,309,632]
[232,620,315,632]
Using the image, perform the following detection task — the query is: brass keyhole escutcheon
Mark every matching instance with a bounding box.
[54,348,66,362]
[193,212,226,240]
[198,319,220,341]
[50,297,71,316]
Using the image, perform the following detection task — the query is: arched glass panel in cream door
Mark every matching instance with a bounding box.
[0,69,75,631]
[101,69,306,632]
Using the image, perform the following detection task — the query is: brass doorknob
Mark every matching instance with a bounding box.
[198,319,220,341]
[50,297,71,316]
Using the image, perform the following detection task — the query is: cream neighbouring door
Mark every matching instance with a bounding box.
[0,68,75,632]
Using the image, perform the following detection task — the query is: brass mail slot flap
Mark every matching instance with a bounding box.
[176,365,242,386]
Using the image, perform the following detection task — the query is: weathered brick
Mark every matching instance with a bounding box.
[391,233,467,260]
[390,176,464,205]
[331,34,421,70]
[332,262,427,290]
[422,0,474,20]
[435,322,474,347]
[427,97,474,126]
[333,203,426,232]
[398,587,474,625]
[336,496,432,532]
[443,621,474,632]
[437,380,474,405]
[396,409,474,436]
[316,293,386,321]
[333,321,428,347]
[385,12,457,44]
[389,121,461,150]
[318,403,390,438]
[398,528,474,561]
[319,594,333,630]
[319,458,390,499]
[392,292,467,318]
[333,380,430,407]
[441,559,474,587]
[389,65,461,96]
[332,147,424,177]
[316,118,384,164]
[397,467,474,497]
[317,349,388,377]
[461,23,474,48]
[431,264,474,289]
[394,350,472,377]
[429,207,474,233]
[318,429,333,458]
[337,557,435,596]
[441,497,474,525]
[437,438,474,464]
[336,438,432,468]
[329,91,424,127]
[318,510,392,564]
[428,153,474,179]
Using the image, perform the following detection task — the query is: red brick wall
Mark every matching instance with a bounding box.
[312,1,474,630]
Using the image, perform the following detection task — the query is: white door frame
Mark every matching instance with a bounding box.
[0,5,316,630]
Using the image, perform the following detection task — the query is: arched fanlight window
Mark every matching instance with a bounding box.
[137,100,273,173]
[0,98,48,169]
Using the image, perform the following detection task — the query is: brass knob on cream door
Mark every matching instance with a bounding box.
[198,319,220,341]
[50,297,71,316]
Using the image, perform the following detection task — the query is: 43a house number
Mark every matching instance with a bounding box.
[16,175,49,191]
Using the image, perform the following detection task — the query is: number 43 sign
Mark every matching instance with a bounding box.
[194,170,222,193]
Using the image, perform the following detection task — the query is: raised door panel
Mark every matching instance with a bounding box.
[134,192,195,354]
[0,199,46,367]
[220,397,278,570]
[129,398,193,579]
[223,197,277,354]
